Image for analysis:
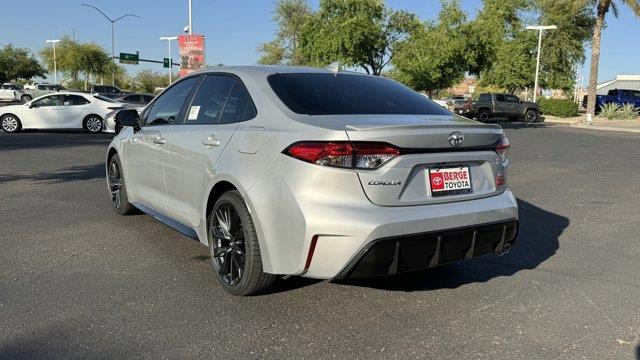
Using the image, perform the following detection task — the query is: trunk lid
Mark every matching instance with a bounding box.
[317,115,507,206]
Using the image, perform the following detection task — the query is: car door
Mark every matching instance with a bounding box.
[59,95,91,128]
[124,76,201,211]
[494,94,509,116]
[505,95,521,117]
[163,74,252,227]
[26,95,63,128]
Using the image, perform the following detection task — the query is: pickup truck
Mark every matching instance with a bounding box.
[0,83,67,103]
[584,89,640,112]
[453,93,539,123]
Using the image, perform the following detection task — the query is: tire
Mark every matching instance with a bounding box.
[20,95,32,103]
[477,109,490,122]
[208,190,275,296]
[1,114,21,133]
[107,154,135,215]
[524,109,538,124]
[84,115,103,133]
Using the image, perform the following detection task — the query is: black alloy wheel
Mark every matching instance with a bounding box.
[210,201,246,287]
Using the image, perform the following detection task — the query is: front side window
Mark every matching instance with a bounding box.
[124,95,140,103]
[144,76,200,126]
[184,75,236,125]
[32,95,63,107]
[268,73,450,116]
[506,95,520,102]
[495,94,506,102]
[478,94,491,102]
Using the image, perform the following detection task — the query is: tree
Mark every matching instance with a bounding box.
[391,0,470,94]
[258,0,312,65]
[586,0,640,115]
[299,0,421,75]
[0,45,46,85]
[135,69,170,93]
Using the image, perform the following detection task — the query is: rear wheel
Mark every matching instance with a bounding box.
[477,109,490,122]
[1,114,21,133]
[524,109,538,124]
[84,115,103,133]
[208,190,275,296]
[21,95,32,103]
[107,155,135,215]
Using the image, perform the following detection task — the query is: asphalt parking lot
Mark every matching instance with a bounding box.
[1,124,639,359]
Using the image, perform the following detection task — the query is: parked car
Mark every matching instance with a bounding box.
[106,66,518,296]
[113,93,155,107]
[91,85,128,98]
[463,93,539,123]
[0,92,125,133]
[0,83,25,102]
[583,89,640,112]
[0,83,67,103]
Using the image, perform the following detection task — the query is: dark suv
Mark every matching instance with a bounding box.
[467,93,539,123]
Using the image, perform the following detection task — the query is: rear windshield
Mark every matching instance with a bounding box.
[268,73,451,115]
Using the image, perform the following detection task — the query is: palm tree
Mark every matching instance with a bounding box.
[587,0,640,115]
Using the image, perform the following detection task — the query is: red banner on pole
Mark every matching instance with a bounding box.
[178,34,206,77]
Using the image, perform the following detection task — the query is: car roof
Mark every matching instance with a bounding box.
[187,65,369,80]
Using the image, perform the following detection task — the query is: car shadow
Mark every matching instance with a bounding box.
[332,198,566,292]
[0,130,113,151]
[0,163,105,184]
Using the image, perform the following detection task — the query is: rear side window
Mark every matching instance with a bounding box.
[220,82,257,124]
[64,95,90,105]
[185,75,236,124]
[268,73,450,115]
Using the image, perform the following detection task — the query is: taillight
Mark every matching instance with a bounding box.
[495,136,510,162]
[285,141,400,169]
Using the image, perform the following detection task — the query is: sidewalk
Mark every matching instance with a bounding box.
[542,114,640,134]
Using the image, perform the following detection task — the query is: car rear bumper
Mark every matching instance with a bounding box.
[335,219,518,279]
[303,189,518,279]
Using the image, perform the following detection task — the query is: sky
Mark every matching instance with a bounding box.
[2,0,639,85]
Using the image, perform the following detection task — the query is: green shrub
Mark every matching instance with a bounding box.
[599,103,620,119]
[616,103,639,120]
[538,98,579,118]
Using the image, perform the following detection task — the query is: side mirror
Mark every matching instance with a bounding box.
[115,109,140,132]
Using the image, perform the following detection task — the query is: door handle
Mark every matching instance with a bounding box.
[153,136,166,145]
[202,136,221,147]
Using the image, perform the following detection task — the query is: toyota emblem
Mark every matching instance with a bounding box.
[448,132,464,147]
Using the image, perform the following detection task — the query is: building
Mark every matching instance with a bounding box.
[596,74,640,95]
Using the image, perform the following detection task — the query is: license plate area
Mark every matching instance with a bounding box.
[428,165,472,197]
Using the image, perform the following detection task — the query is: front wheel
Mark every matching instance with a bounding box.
[84,115,103,133]
[208,190,275,296]
[524,109,539,124]
[21,95,32,103]
[1,114,21,133]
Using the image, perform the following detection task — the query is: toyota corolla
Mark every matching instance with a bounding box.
[106,66,518,295]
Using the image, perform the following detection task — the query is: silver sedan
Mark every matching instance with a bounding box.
[105,66,518,295]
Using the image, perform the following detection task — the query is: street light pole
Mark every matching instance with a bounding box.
[188,0,193,34]
[81,3,139,86]
[45,39,61,85]
[526,25,557,103]
[160,36,178,84]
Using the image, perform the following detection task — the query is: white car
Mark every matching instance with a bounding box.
[0,92,125,133]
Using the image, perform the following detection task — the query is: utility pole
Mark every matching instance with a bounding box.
[160,36,178,84]
[526,25,557,103]
[81,3,139,86]
[45,39,61,84]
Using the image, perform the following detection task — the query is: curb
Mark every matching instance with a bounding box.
[543,119,640,134]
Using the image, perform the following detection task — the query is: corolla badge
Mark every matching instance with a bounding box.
[448,131,464,147]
